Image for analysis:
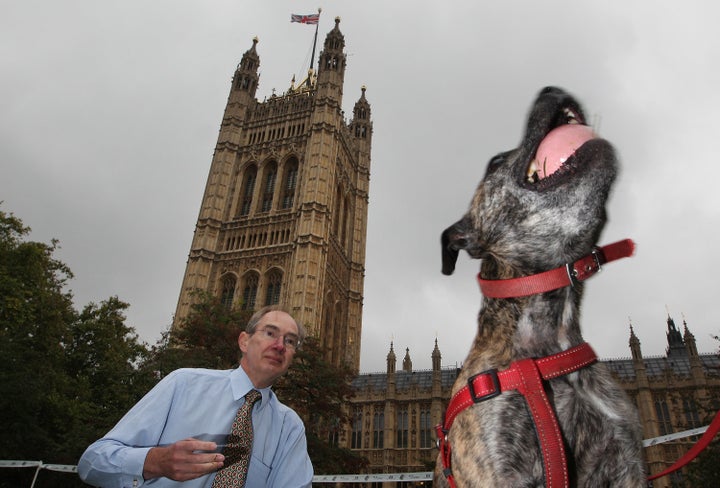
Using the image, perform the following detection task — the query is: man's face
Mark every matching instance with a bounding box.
[238,311,299,388]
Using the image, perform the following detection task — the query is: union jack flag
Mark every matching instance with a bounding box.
[291,13,320,25]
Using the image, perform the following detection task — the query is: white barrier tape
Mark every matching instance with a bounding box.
[0,424,709,483]
[313,472,432,482]
[642,425,709,447]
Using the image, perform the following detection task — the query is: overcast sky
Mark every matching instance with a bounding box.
[2,1,719,373]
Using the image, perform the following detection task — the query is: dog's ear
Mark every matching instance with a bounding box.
[441,218,470,275]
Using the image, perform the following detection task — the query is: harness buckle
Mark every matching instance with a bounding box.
[467,369,501,403]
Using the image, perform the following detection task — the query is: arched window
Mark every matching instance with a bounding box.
[420,408,433,448]
[220,275,236,309]
[373,411,384,449]
[333,185,343,237]
[241,272,259,311]
[239,165,257,217]
[351,408,362,449]
[264,269,282,305]
[260,163,277,213]
[281,158,298,209]
[396,408,409,448]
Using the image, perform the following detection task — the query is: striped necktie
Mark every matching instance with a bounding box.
[212,389,262,487]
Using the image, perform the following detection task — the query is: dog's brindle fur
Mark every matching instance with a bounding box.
[436,87,645,487]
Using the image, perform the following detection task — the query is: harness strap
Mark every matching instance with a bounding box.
[436,342,597,488]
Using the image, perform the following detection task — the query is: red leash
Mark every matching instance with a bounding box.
[647,408,720,481]
[436,343,598,488]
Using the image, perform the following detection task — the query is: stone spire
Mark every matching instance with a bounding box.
[402,347,413,372]
[386,341,396,374]
[432,338,442,371]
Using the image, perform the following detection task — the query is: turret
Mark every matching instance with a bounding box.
[629,321,643,361]
[665,314,687,358]
[402,347,413,372]
[386,341,396,374]
[432,338,442,372]
[350,85,372,141]
[315,17,346,104]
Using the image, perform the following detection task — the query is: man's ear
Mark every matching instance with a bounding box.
[238,331,249,353]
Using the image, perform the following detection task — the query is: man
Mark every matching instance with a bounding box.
[78,305,313,487]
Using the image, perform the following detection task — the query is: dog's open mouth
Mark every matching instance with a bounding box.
[525,107,597,184]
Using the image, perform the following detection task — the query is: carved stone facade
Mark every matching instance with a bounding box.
[173,19,372,370]
[347,318,720,487]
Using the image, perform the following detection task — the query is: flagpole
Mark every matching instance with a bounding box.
[308,8,321,80]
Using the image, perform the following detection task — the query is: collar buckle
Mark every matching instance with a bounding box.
[566,246,605,288]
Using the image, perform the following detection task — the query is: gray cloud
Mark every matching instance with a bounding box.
[2,1,718,373]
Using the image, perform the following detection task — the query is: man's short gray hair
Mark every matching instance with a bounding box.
[246,305,307,345]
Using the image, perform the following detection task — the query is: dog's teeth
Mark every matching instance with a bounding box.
[527,160,539,183]
[563,107,581,124]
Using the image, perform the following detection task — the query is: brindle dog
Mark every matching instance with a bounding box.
[436,87,645,487]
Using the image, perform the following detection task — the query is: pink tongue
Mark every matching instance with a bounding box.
[535,124,596,179]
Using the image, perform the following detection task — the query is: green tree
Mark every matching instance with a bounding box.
[0,209,77,463]
[686,439,720,486]
[0,209,153,487]
[66,297,156,455]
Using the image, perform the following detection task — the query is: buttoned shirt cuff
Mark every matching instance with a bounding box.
[121,447,152,487]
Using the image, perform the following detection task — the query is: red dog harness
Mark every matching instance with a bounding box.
[436,342,597,488]
[436,241,636,488]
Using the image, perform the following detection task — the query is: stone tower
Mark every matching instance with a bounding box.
[173,18,372,370]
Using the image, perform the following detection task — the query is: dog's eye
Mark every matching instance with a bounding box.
[484,153,506,176]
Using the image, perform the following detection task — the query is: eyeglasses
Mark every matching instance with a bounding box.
[254,325,301,350]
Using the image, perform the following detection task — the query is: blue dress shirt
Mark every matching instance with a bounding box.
[77,366,313,487]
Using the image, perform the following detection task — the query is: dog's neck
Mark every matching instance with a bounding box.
[474,287,584,365]
[472,239,634,362]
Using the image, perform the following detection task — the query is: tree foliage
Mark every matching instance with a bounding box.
[685,439,720,486]
[0,209,153,487]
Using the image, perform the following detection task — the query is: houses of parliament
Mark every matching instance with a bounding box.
[174,20,720,487]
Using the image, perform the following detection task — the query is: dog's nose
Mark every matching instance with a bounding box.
[540,86,565,97]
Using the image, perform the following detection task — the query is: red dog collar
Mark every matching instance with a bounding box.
[477,239,635,298]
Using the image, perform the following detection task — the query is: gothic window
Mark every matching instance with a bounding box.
[241,272,258,311]
[351,408,362,449]
[654,397,673,435]
[396,408,408,448]
[264,269,282,306]
[373,410,384,449]
[341,195,350,248]
[260,163,277,212]
[682,397,700,441]
[281,159,298,209]
[333,185,343,238]
[419,408,433,448]
[220,275,236,309]
[239,165,257,217]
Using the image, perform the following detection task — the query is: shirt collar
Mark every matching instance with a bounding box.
[230,366,273,409]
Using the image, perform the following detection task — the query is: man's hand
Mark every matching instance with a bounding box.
[143,438,225,481]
